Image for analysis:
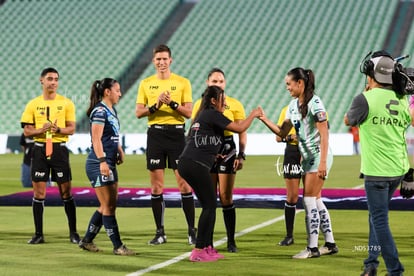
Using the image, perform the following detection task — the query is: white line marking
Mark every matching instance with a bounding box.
[126,211,303,276]
[127,184,363,275]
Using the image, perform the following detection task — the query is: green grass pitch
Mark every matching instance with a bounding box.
[0,154,413,276]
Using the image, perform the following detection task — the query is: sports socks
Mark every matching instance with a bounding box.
[284,201,296,238]
[222,204,236,244]
[63,196,77,233]
[181,192,195,229]
[316,198,335,244]
[32,198,44,235]
[82,210,103,243]
[151,193,165,231]
[103,215,122,249]
[302,196,319,248]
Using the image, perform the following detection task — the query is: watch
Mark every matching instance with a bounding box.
[169,101,179,110]
[237,152,246,160]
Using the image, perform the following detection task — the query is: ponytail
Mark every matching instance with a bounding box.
[86,80,103,117]
[86,78,118,116]
[287,68,315,118]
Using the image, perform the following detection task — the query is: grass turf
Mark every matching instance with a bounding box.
[0,154,413,276]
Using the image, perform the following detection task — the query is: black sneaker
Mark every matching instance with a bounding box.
[292,247,320,259]
[319,242,338,255]
[70,232,81,244]
[278,236,294,246]
[28,234,44,244]
[188,228,197,245]
[148,229,167,245]
[227,242,238,253]
[360,265,377,276]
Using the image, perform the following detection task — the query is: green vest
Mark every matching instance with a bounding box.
[360,88,410,176]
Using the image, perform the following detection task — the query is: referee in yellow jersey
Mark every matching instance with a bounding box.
[20,67,79,245]
[136,45,196,245]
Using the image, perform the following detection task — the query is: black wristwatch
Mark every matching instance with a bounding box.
[237,152,246,160]
[169,101,179,110]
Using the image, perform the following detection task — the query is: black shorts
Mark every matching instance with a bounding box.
[283,143,302,179]
[146,124,185,170]
[31,142,72,183]
[211,136,237,175]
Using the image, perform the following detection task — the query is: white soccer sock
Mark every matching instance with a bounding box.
[316,198,335,244]
[302,196,319,248]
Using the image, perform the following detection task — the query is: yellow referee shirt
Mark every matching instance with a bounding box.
[136,73,192,125]
[20,94,76,143]
[192,95,245,136]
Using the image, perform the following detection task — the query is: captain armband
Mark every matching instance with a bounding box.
[313,111,327,123]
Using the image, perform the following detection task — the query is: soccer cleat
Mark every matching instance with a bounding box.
[148,229,167,245]
[79,240,101,252]
[227,242,238,253]
[69,232,81,244]
[188,228,197,245]
[278,236,294,246]
[206,245,225,259]
[28,234,45,244]
[319,242,339,255]
[292,247,320,259]
[189,248,218,262]
[360,265,377,276]
[113,244,136,256]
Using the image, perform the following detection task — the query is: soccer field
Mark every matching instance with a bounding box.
[0,154,413,276]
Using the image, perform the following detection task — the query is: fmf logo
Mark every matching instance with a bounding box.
[150,159,161,165]
[35,172,46,177]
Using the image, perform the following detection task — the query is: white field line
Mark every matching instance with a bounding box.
[127,184,364,275]
[126,211,303,276]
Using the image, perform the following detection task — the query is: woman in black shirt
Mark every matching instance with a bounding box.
[178,85,261,262]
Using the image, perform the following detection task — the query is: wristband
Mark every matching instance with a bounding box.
[237,152,246,160]
[286,134,293,143]
[99,157,106,163]
[149,104,158,114]
[169,101,179,110]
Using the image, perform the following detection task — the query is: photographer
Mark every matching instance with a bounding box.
[344,50,412,276]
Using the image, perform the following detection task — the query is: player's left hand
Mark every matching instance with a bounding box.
[117,151,124,165]
[400,168,414,199]
[233,158,243,171]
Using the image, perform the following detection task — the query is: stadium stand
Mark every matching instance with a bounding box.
[116,0,400,133]
[1,0,412,135]
[0,0,180,134]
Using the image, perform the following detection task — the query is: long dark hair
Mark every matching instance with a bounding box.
[194,85,225,121]
[86,78,118,116]
[287,67,315,118]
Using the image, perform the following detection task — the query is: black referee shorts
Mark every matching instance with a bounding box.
[31,142,72,183]
[211,136,237,175]
[283,143,302,179]
[146,124,185,170]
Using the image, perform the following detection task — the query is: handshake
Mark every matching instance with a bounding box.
[400,168,414,199]
[250,106,265,119]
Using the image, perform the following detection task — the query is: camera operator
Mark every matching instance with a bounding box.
[344,50,413,276]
